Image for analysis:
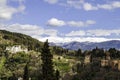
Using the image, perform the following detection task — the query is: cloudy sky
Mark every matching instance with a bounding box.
[0,0,120,43]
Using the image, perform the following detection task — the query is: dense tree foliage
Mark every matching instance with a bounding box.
[41,40,55,80]
[1,30,120,80]
[91,47,105,58]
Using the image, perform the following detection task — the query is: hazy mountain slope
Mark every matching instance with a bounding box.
[51,40,120,50]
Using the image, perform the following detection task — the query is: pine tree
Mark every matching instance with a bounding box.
[23,63,29,80]
[41,39,54,80]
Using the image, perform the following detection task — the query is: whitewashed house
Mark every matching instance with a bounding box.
[6,45,28,53]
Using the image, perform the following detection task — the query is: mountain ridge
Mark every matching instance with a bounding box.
[50,40,120,50]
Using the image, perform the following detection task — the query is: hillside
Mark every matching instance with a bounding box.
[0,30,43,51]
[0,30,120,80]
[0,30,77,79]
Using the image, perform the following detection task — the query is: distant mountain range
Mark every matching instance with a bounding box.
[50,40,120,50]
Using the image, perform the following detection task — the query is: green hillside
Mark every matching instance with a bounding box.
[0,30,44,79]
[1,30,120,80]
[0,30,43,51]
[0,30,74,79]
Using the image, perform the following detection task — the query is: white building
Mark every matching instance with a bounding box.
[6,45,28,53]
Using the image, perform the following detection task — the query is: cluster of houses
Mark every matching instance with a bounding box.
[6,45,28,53]
[84,52,120,71]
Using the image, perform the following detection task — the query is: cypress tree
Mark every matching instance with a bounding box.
[41,39,54,80]
[23,63,29,80]
[76,49,82,57]
[55,69,60,80]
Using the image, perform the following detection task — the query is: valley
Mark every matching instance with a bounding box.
[0,30,120,80]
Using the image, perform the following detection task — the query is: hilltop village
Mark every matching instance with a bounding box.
[84,51,120,71]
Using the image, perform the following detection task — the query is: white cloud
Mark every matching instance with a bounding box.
[66,30,86,36]
[44,0,58,4]
[1,23,120,43]
[37,36,120,43]
[97,1,120,10]
[17,5,25,13]
[47,18,66,27]
[47,18,95,27]
[0,6,16,20]
[87,29,120,37]
[66,0,84,9]
[67,20,96,27]
[0,0,25,20]
[67,21,84,27]
[0,23,58,37]
[54,0,120,11]
[83,3,98,11]
[45,29,58,36]
[97,4,112,10]
[66,29,120,37]
[86,20,96,25]
[84,1,120,11]
[66,1,98,11]
[112,1,120,8]
[82,1,120,11]
[0,0,6,5]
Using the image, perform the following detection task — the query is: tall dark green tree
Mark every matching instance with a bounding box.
[23,63,29,80]
[109,48,117,58]
[41,39,54,80]
[76,49,82,57]
[55,69,60,80]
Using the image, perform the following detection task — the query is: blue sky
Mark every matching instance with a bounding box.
[0,0,120,43]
